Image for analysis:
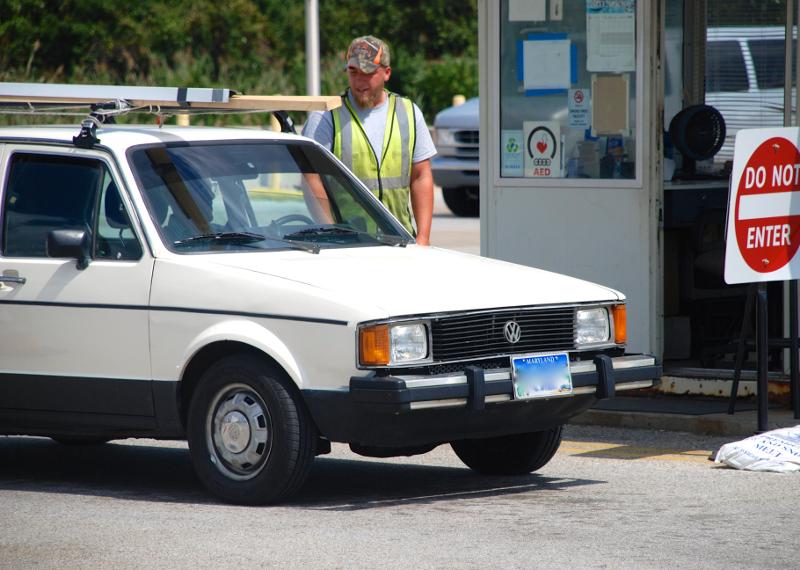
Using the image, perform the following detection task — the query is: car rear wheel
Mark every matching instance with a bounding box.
[187,354,316,505]
[450,426,563,475]
[442,187,479,217]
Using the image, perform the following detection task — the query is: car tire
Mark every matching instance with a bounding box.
[450,426,563,475]
[187,354,316,505]
[442,187,479,217]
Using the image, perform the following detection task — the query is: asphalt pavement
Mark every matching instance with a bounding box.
[1,425,798,569]
[430,187,480,254]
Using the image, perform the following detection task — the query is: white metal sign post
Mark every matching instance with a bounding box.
[725,127,800,431]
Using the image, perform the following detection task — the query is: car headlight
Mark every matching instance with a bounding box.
[359,321,429,366]
[575,305,627,346]
[575,307,611,346]
[434,128,456,147]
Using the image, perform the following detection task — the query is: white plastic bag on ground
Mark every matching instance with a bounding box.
[714,425,800,472]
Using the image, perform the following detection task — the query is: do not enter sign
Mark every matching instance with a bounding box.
[725,128,800,284]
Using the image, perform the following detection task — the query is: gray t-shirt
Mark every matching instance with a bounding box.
[302,91,437,167]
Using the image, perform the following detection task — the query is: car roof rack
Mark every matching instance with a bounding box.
[0,82,341,147]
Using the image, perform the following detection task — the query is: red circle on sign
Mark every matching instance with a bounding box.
[734,136,800,272]
[574,90,584,104]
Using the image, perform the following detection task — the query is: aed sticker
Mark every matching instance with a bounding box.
[524,121,561,178]
[501,129,524,177]
[568,88,591,128]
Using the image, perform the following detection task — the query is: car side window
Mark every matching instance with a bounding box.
[3,153,141,260]
[749,39,794,90]
[706,41,749,93]
[95,171,143,260]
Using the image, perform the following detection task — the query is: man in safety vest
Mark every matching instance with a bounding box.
[303,35,437,245]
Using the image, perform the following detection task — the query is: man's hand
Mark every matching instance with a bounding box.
[410,159,434,245]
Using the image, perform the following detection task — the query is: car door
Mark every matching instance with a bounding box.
[0,146,155,425]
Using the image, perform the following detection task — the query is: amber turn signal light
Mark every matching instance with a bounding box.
[359,324,390,366]
[612,304,627,344]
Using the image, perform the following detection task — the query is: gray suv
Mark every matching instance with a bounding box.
[432,97,479,216]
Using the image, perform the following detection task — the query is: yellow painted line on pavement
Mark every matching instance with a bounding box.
[560,440,713,464]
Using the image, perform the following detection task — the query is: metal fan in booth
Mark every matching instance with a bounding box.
[668,104,726,178]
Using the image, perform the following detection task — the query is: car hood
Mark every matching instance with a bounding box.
[206,245,622,318]
[434,97,479,129]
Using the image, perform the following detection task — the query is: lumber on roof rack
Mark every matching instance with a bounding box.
[0,82,341,112]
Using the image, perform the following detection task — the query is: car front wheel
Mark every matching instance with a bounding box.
[450,426,563,475]
[187,354,316,505]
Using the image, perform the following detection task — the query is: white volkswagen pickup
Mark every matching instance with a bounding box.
[0,122,659,504]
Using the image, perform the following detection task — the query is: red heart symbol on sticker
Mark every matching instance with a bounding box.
[536,140,547,154]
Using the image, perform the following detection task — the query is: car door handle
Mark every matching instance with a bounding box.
[0,274,26,284]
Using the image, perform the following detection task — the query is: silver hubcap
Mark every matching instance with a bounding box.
[207,384,271,481]
[220,411,250,453]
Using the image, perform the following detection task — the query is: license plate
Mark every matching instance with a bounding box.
[511,352,573,400]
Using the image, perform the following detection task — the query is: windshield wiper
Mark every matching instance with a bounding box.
[282,226,409,247]
[173,231,319,254]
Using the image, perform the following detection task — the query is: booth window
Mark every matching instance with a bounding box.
[704,2,795,166]
[499,0,638,180]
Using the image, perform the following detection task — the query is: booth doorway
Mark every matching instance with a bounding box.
[661,0,792,375]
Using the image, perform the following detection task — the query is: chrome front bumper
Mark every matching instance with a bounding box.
[305,354,660,447]
[350,354,660,411]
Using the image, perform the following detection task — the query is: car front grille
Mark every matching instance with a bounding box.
[430,306,576,362]
[454,130,479,145]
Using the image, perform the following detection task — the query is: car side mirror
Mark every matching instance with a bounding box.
[47,229,90,270]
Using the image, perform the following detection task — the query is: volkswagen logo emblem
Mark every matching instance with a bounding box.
[503,320,522,344]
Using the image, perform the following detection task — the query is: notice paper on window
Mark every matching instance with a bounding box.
[586,0,635,72]
[523,37,573,91]
[509,0,546,22]
[591,74,629,135]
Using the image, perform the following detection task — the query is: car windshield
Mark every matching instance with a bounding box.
[128,140,411,253]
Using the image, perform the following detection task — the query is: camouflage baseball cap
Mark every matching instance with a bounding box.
[346,36,391,73]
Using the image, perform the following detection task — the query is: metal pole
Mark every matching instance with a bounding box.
[728,284,755,414]
[795,0,800,420]
[782,0,799,421]
[791,282,799,419]
[757,283,769,433]
[305,0,320,96]
[784,0,793,127]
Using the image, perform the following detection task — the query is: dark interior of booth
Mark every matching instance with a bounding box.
[662,0,791,376]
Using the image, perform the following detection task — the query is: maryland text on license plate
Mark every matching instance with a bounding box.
[511,352,573,400]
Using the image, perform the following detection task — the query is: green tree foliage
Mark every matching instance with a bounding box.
[0,0,477,121]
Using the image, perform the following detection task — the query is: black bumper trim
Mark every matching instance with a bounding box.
[302,355,660,448]
[349,362,661,408]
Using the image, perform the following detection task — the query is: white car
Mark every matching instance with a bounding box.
[0,123,659,504]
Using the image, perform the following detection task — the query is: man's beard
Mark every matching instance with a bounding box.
[353,89,381,108]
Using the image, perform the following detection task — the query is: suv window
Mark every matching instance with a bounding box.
[750,39,794,89]
[3,153,141,260]
[706,40,749,92]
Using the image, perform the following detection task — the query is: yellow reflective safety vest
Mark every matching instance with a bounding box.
[331,91,417,234]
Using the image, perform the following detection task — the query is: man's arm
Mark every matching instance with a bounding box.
[410,159,434,245]
[301,173,333,223]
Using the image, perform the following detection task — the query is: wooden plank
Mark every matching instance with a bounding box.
[0,94,341,112]
[222,95,341,111]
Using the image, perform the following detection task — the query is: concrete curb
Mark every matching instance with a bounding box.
[570,407,800,437]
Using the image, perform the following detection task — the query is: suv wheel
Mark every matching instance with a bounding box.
[187,354,316,505]
[451,426,562,475]
[442,187,479,217]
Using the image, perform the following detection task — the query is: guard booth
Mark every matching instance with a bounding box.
[479,1,799,388]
